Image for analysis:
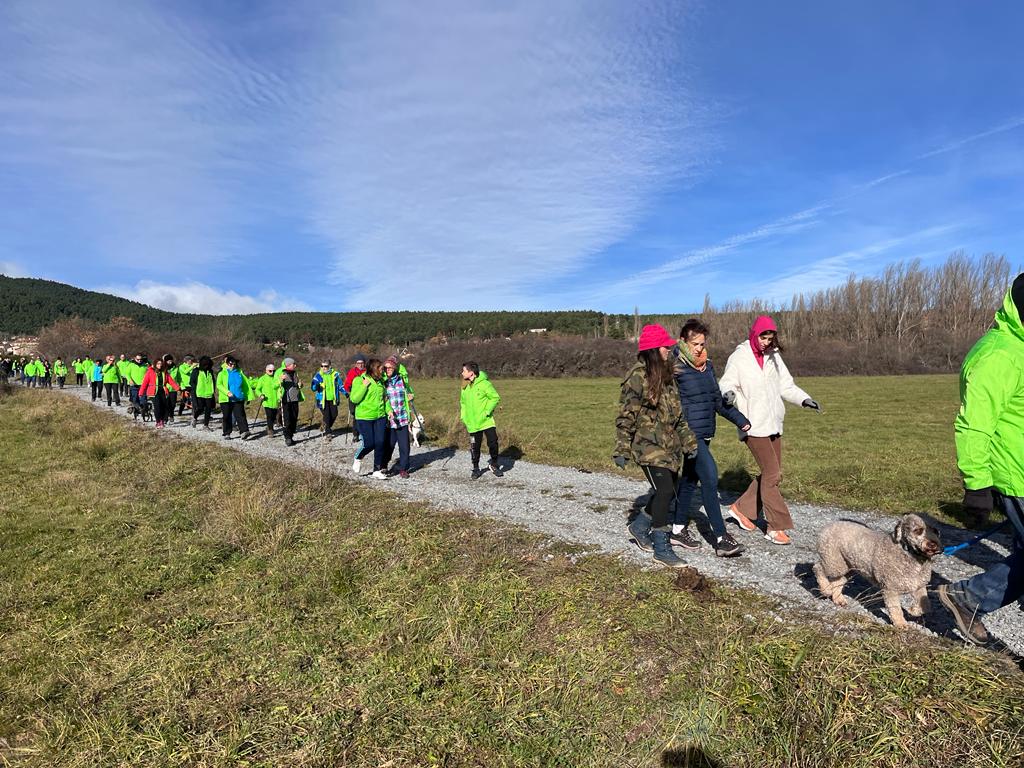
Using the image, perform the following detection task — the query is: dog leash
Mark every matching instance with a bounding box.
[942,520,1011,556]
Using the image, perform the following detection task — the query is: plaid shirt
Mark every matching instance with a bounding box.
[385,374,409,427]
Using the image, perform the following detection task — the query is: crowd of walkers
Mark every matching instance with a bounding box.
[4,351,505,481]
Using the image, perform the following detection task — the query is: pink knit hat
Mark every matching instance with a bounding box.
[637,324,675,352]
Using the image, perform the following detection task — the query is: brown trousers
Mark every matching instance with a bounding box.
[734,434,794,531]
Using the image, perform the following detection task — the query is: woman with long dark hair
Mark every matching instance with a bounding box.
[350,358,388,478]
[189,356,217,430]
[614,324,698,568]
[138,356,180,429]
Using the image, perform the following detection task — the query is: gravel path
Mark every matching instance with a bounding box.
[54,384,1024,656]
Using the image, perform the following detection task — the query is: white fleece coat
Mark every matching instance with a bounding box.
[717,342,810,438]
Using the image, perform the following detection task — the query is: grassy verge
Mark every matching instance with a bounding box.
[1,388,1022,766]
[408,374,965,520]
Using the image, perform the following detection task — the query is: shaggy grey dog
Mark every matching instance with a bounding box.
[813,514,942,628]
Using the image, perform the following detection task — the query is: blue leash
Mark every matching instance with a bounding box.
[943,520,1011,556]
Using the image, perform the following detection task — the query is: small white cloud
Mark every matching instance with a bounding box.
[100,280,311,315]
[0,260,29,277]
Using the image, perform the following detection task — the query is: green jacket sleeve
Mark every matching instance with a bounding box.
[954,348,1020,490]
[350,376,367,405]
[479,379,499,417]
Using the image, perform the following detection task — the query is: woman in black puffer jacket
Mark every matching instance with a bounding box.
[672,319,751,557]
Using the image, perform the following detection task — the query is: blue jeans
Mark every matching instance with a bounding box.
[674,438,727,538]
[956,494,1024,615]
[356,417,388,470]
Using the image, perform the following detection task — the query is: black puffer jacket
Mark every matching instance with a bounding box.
[674,357,749,440]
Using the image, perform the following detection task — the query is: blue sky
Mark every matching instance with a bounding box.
[1,1,1022,314]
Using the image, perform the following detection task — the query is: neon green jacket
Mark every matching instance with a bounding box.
[172,362,195,388]
[72,360,82,374]
[399,363,414,397]
[116,360,131,381]
[955,286,1024,497]
[192,369,215,399]
[460,371,500,433]
[350,373,386,419]
[251,373,282,409]
[128,362,147,385]
[54,362,67,377]
[216,367,252,403]
[101,363,120,384]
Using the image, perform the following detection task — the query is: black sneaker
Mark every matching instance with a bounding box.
[670,526,701,550]
[937,584,990,644]
[471,467,483,479]
[714,532,745,558]
[488,461,504,477]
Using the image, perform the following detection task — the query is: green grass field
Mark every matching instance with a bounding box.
[2,386,1023,767]
[408,374,964,519]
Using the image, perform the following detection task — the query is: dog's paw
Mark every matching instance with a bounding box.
[830,594,847,608]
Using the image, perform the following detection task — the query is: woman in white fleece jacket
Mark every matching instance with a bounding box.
[717,315,820,545]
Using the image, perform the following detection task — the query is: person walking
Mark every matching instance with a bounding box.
[189,356,217,430]
[343,354,367,442]
[252,363,283,438]
[127,353,147,405]
[937,274,1024,645]
[717,316,820,545]
[101,355,122,406]
[173,355,196,416]
[116,354,131,397]
[72,358,83,387]
[279,357,304,447]
[350,359,388,478]
[160,355,179,422]
[216,356,252,439]
[53,358,68,389]
[90,358,103,401]
[138,357,180,428]
[460,362,503,479]
[614,325,699,568]
[382,357,412,478]
[310,360,344,439]
[670,319,751,557]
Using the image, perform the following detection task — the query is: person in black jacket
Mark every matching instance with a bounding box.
[672,319,751,557]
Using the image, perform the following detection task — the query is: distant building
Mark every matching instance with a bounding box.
[528,328,548,334]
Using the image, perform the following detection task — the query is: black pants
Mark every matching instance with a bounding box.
[282,401,299,440]
[104,383,121,406]
[193,396,214,427]
[321,400,338,432]
[221,401,249,436]
[165,391,177,417]
[76,373,84,386]
[470,427,499,468]
[91,381,102,400]
[263,407,278,431]
[153,391,170,423]
[641,465,679,529]
[178,389,191,415]
[57,376,65,389]
[382,424,410,472]
[121,380,130,396]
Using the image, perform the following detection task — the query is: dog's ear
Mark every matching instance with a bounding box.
[892,519,904,543]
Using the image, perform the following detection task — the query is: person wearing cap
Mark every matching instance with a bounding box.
[384,355,415,399]
[279,357,304,446]
[344,354,367,442]
[381,356,412,478]
[252,363,284,438]
[614,324,698,568]
[311,359,345,439]
[717,316,820,545]
[216,356,253,440]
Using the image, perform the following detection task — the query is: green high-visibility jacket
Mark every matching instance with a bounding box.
[72,360,82,374]
[172,362,195,388]
[101,363,120,384]
[128,362,146,385]
[955,286,1024,498]
[460,371,500,433]
[216,367,252,404]
[252,373,282,409]
[116,360,130,381]
[350,373,386,420]
[398,363,414,397]
[191,369,215,399]
[54,362,67,377]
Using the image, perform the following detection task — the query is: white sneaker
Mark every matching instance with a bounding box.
[371,470,387,480]
[351,458,360,474]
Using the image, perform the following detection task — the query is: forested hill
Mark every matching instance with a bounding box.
[0,275,610,344]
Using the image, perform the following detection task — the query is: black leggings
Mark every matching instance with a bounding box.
[641,465,679,529]
[470,427,499,468]
[193,396,214,427]
[104,383,120,406]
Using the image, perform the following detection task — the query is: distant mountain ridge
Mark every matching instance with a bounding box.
[0,275,615,345]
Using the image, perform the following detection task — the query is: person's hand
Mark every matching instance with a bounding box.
[684,450,697,460]
[722,390,736,407]
[741,423,751,432]
[802,398,822,413]
[962,487,994,515]
[612,455,628,470]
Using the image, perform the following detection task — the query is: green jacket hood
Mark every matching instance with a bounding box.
[993,283,1024,343]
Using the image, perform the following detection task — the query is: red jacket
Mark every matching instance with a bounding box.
[138,367,180,397]
[343,366,364,394]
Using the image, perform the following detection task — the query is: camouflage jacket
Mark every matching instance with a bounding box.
[615,362,697,472]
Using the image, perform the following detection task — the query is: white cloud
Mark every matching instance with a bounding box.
[0,260,29,277]
[100,280,311,315]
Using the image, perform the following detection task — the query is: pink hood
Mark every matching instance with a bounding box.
[748,315,777,369]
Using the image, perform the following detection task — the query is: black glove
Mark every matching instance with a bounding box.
[722,390,736,407]
[802,398,822,413]
[962,487,994,515]
[612,455,628,470]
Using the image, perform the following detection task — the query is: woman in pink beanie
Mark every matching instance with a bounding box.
[614,324,698,567]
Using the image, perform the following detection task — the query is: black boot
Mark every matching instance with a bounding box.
[471,466,483,479]
[627,510,654,552]
[488,460,503,477]
[651,529,687,568]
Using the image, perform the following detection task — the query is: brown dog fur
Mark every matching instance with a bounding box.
[813,514,942,628]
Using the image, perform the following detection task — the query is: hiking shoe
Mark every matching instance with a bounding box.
[240,431,252,441]
[399,470,410,479]
[285,438,295,447]
[191,418,198,428]
[371,470,388,480]
[764,529,791,545]
[670,526,702,550]
[937,584,990,644]
[714,532,745,557]
[651,530,687,568]
[351,458,361,474]
[471,467,483,479]
[627,511,654,553]
[488,461,504,477]
[156,421,164,429]
[223,434,231,440]
[725,505,757,532]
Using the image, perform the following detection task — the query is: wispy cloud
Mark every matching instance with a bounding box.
[100,280,311,315]
[0,260,29,278]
